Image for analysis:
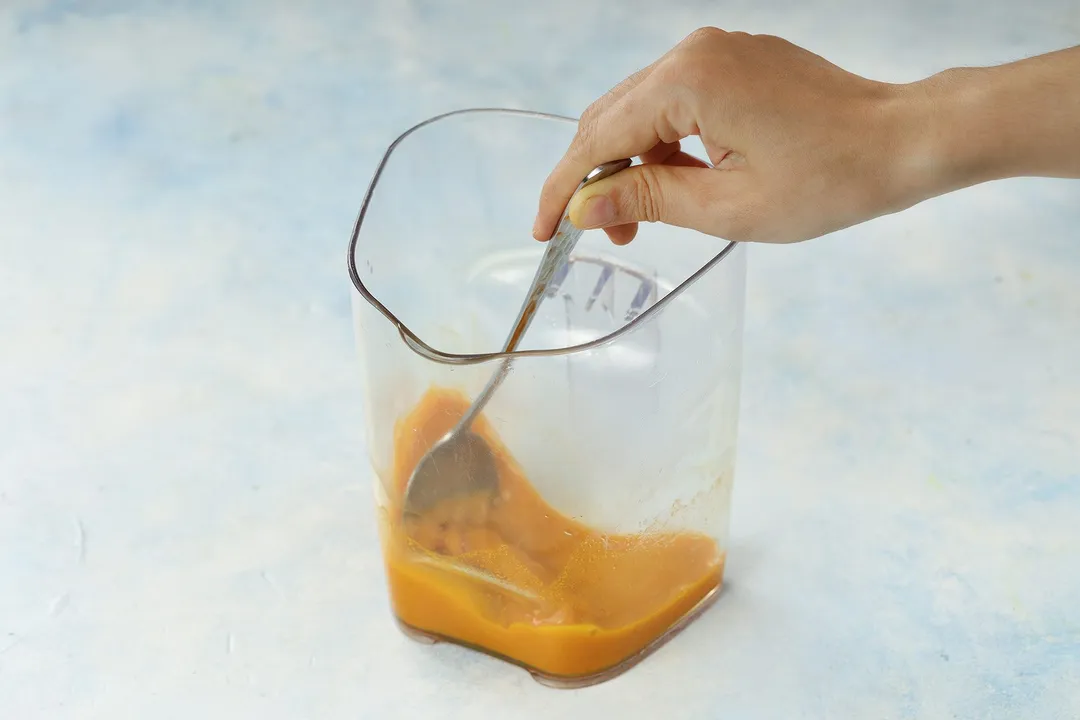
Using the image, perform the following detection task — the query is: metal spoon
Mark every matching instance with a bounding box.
[402,158,633,519]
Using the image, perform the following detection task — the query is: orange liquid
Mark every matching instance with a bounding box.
[378,387,724,681]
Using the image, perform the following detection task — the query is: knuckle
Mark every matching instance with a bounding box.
[672,67,706,107]
[651,53,685,85]
[572,116,596,154]
[648,62,677,94]
[749,33,790,54]
[684,26,725,45]
[664,34,718,97]
[630,166,665,223]
[640,73,696,141]
[578,98,602,127]
[753,32,786,45]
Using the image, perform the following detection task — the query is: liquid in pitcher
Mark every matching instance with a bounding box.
[377,386,725,685]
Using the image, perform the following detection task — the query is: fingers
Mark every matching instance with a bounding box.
[640,140,682,166]
[529,65,659,244]
[598,146,710,245]
[567,163,755,241]
[532,75,698,241]
[590,62,658,119]
[603,223,639,246]
[651,149,712,169]
[598,141,678,245]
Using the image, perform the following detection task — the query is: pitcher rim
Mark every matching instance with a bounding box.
[346,107,739,367]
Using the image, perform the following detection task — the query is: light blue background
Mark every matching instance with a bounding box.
[1,1,1078,718]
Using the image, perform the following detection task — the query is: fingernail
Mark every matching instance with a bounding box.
[577,195,616,229]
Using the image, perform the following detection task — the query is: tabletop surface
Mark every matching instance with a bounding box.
[2,1,1079,718]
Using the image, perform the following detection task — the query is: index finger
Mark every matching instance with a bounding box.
[531,80,683,241]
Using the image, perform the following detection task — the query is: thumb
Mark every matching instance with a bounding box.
[567,164,745,239]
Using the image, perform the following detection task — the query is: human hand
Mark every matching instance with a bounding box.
[532,27,917,245]
[532,29,1080,246]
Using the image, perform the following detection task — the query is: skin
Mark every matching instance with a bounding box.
[531,28,1080,246]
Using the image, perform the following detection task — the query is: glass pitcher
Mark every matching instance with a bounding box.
[347,108,746,688]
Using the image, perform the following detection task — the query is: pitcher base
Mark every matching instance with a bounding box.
[393,581,723,689]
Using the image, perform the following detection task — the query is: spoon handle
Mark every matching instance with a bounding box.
[454,158,633,433]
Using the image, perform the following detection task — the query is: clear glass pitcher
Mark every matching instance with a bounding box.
[348,109,746,687]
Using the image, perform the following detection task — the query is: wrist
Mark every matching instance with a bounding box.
[883,68,997,211]
[886,49,1080,205]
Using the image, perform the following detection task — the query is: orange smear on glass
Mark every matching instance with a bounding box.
[378,387,724,680]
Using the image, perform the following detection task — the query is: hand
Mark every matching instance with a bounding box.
[531,28,1080,245]
[531,27,912,245]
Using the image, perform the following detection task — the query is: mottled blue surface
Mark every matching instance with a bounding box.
[1,1,1079,718]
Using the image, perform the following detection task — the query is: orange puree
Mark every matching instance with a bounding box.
[378,386,724,680]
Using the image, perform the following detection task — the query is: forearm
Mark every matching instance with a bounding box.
[896,45,1080,203]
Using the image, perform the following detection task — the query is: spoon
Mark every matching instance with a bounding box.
[401,158,633,520]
